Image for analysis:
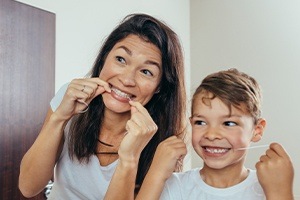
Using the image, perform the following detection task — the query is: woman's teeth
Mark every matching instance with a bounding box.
[111,87,132,100]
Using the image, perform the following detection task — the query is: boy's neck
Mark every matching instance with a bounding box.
[199,165,249,188]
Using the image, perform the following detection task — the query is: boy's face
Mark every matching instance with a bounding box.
[190,93,264,170]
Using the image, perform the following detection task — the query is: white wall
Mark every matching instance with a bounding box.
[16,0,190,93]
[191,0,300,197]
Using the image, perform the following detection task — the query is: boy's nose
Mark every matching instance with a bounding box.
[204,127,222,140]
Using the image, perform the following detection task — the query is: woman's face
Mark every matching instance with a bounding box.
[99,34,162,113]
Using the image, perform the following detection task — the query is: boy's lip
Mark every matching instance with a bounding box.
[202,146,231,154]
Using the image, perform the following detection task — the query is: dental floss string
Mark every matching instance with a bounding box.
[235,144,269,151]
[77,100,89,113]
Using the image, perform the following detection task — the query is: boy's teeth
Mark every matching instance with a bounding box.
[112,87,131,99]
[205,147,229,154]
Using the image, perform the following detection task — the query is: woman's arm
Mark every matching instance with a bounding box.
[104,101,160,200]
[19,78,111,198]
[136,136,187,200]
[19,108,67,198]
[256,143,294,200]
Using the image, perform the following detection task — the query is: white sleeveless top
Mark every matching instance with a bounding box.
[47,83,118,200]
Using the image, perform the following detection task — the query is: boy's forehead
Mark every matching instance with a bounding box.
[192,92,249,116]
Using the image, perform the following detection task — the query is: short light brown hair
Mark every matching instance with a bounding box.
[192,68,262,123]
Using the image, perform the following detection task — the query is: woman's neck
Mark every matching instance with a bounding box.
[101,109,131,137]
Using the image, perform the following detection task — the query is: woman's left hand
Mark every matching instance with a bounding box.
[118,101,158,165]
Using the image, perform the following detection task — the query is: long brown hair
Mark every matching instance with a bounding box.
[68,13,186,188]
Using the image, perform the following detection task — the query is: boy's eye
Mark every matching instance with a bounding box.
[116,56,125,64]
[224,121,237,126]
[141,69,153,76]
[194,120,206,126]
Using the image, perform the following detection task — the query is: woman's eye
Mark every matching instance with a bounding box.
[194,120,206,126]
[116,56,126,64]
[141,69,153,76]
[224,121,237,126]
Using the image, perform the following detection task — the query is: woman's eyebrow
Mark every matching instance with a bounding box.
[117,45,161,69]
[117,45,132,56]
[145,60,161,69]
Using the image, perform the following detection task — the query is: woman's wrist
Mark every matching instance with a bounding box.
[118,153,139,169]
[50,111,70,124]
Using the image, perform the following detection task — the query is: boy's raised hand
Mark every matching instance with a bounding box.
[256,142,294,200]
[150,136,187,180]
[136,136,187,200]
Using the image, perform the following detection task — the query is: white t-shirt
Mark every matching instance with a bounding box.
[160,168,265,200]
[47,83,118,200]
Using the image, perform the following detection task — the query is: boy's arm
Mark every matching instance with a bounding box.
[256,143,294,200]
[136,136,187,200]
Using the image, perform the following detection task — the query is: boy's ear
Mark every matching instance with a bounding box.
[251,118,266,142]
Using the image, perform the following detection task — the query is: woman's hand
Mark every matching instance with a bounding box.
[256,143,294,200]
[54,78,111,120]
[118,101,158,165]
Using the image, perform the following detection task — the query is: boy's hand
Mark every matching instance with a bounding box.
[150,136,187,181]
[256,143,294,200]
[136,136,187,200]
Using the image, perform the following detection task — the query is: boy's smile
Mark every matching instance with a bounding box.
[190,92,258,170]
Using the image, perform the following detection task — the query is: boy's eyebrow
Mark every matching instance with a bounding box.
[190,114,204,118]
[190,114,243,118]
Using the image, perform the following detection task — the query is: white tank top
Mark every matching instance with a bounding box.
[48,83,118,200]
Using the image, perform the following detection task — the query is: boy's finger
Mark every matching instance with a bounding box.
[269,143,290,158]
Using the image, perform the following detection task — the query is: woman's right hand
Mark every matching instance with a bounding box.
[54,78,111,120]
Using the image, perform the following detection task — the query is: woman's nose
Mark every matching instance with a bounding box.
[119,68,136,86]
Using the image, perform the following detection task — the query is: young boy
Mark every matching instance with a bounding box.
[137,68,294,200]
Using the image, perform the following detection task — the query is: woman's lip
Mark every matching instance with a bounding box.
[109,84,135,99]
[110,90,131,103]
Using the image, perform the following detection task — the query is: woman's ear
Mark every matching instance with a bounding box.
[251,118,266,142]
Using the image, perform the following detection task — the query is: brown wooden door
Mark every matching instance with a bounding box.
[0,0,55,199]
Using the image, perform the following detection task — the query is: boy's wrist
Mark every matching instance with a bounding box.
[265,190,294,200]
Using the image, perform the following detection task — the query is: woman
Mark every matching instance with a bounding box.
[19,13,186,199]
